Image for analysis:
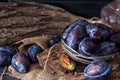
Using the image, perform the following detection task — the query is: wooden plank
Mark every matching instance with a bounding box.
[0,2,79,45]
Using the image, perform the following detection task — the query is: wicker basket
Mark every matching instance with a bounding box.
[61,18,118,64]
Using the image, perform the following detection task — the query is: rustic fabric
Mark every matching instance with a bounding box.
[8,36,120,80]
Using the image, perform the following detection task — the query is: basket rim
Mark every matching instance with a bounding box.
[61,39,118,60]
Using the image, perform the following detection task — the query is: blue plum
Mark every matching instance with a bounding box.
[110,32,120,48]
[48,35,61,47]
[12,53,30,73]
[66,25,87,50]
[62,19,88,41]
[0,51,11,67]
[78,37,98,56]
[84,61,112,80]
[97,42,117,56]
[0,45,16,57]
[27,44,43,63]
[86,23,110,41]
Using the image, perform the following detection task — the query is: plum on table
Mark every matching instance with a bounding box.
[12,53,30,73]
[84,60,112,80]
[27,44,43,63]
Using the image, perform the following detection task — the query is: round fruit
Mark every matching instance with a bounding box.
[110,32,120,48]
[84,61,111,80]
[27,44,43,63]
[59,52,76,71]
[12,53,30,73]
[66,25,87,50]
[0,45,16,57]
[97,42,117,56]
[0,51,11,67]
[48,35,61,47]
[79,37,98,56]
[62,19,88,41]
[86,23,110,41]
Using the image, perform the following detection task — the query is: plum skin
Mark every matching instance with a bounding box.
[86,23,110,41]
[66,25,87,50]
[62,19,88,41]
[84,61,112,80]
[78,37,98,56]
[27,44,43,63]
[0,45,16,57]
[12,53,30,73]
[110,32,120,48]
[48,35,61,47]
[0,51,11,67]
[97,42,117,56]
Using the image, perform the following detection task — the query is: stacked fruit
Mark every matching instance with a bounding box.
[61,19,120,80]
[62,19,119,57]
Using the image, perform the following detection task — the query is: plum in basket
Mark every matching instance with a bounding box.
[86,23,110,41]
[62,19,88,41]
[66,25,87,50]
[97,42,117,56]
[110,32,120,48]
[78,37,98,56]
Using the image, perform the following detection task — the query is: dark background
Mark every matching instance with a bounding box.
[1,0,113,18]
[0,0,113,80]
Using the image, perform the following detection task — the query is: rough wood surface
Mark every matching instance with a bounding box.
[0,2,79,45]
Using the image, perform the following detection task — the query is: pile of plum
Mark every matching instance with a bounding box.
[62,19,120,56]
[0,35,61,73]
[61,19,120,80]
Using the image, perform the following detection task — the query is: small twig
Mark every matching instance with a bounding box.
[0,67,7,80]
[37,44,57,79]
[77,72,84,75]
[43,44,57,70]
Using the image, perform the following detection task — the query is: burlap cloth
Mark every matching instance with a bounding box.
[6,35,120,80]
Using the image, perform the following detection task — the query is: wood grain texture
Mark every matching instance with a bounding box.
[0,2,79,45]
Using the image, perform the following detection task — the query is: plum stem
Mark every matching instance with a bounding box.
[77,72,84,75]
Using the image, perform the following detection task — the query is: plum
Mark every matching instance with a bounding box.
[78,37,98,56]
[12,53,30,73]
[110,32,120,48]
[0,51,11,67]
[59,52,76,71]
[86,23,110,41]
[97,42,117,56]
[27,44,43,63]
[66,25,87,50]
[62,19,88,41]
[48,35,61,47]
[84,61,111,80]
[0,45,16,57]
